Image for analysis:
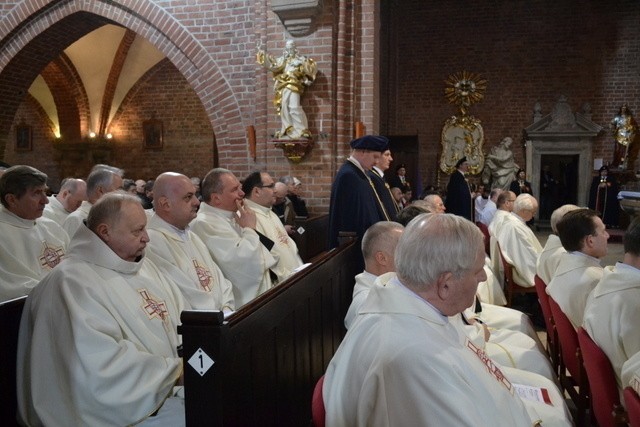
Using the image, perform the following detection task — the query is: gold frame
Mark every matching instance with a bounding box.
[143,118,163,149]
[15,124,32,152]
[440,115,485,175]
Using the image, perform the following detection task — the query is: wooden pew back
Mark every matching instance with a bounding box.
[179,240,360,426]
[0,296,27,426]
[292,214,329,262]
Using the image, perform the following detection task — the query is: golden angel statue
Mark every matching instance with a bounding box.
[610,104,638,169]
[257,40,318,140]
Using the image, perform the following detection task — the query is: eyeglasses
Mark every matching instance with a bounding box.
[259,183,275,189]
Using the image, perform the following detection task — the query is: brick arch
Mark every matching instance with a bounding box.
[0,0,244,159]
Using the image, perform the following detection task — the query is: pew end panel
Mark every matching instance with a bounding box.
[0,296,27,427]
[179,241,360,426]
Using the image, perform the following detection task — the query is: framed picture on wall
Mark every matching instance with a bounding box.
[15,124,32,151]
[143,118,163,149]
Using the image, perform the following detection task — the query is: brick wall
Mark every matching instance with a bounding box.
[382,0,640,191]
[0,0,380,215]
[108,59,214,181]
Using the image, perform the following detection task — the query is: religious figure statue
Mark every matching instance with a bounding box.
[257,40,317,140]
[610,104,638,169]
[481,136,519,190]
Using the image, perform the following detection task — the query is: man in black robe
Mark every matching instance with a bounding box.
[445,157,472,221]
[589,165,619,228]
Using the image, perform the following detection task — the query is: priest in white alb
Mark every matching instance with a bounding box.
[191,168,277,307]
[146,172,235,312]
[546,208,607,328]
[43,177,87,225]
[17,192,188,426]
[536,204,579,285]
[0,165,69,302]
[62,166,123,238]
[584,218,640,388]
[242,171,303,281]
[324,213,571,426]
[495,193,543,288]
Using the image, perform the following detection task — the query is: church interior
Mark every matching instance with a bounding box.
[3,0,640,425]
[2,0,639,218]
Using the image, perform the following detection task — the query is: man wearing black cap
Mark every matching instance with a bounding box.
[329,135,391,248]
[445,157,473,221]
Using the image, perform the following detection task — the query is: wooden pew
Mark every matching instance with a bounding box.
[179,240,360,426]
[291,214,329,262]
[0,296,27,426]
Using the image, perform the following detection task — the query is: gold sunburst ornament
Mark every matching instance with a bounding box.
[440,71,487,175]
[444,71,487,116]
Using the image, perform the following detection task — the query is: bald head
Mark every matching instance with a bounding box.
[57,178,87,213]
[361,221,404,275]
[152,172,200,229]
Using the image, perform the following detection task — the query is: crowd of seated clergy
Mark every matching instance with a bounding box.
[3,161,311,424]
[10,155,640,425]
[1,163,307,306]
[325,213,572,425]
[533,203,640,404]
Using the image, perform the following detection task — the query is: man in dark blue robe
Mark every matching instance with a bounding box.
[329,135,390,248]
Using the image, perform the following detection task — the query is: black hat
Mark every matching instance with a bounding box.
[599,165,609,173]
[349,135,389,152]
[455,157,468,168]
[395,164,406,172]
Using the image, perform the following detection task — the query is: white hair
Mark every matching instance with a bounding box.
[550,204,580,233]
[395,213,483,290]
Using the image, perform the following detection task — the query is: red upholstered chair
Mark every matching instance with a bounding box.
[577,327,627,427]
[625,386,640,427]
[496,241,536,306]
[549,297,589,426]
[534,274,559,375]
[311,375,325,427]
[475,222,491,256]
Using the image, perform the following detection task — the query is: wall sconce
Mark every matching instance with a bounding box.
[89,131,96,138]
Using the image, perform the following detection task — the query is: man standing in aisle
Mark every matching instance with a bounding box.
[328,135,390,248]
[445,157,473,221]
[369,149,399,221]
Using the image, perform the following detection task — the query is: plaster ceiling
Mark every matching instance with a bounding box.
[28,24,165,138]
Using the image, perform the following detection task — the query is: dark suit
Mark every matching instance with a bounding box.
[329,160,389,248]
[509,179,532,196]
[369,168,399,222]
[445,170,472,221]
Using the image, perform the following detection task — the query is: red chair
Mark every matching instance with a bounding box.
[496,241,536,306]
[475,222,491,256]
[577,327,627,427]
[549,297,589,426]
[311,375,325,427]
[534,274,559,375]
[625,386,640,427]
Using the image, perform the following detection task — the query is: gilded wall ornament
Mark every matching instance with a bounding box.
[440,115,485,175]
[440,71,487,174]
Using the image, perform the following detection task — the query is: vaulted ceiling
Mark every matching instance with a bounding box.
[28,24,166,139]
